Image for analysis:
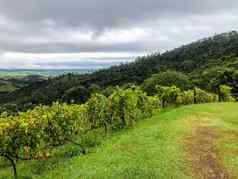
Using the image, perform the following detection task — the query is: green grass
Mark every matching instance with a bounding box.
[1,103,238,179]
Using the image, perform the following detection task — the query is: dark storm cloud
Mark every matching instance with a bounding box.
[0,0,238,68]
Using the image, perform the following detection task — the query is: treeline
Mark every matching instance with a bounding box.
[1,31,238,111]
[0,82,235,178]
[141,70,237,102]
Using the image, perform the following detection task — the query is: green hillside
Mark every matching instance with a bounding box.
[0,32,237,179]
[1,103,238,178]
[1,31,238,111]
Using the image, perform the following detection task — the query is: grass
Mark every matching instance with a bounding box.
[1,103,238,178]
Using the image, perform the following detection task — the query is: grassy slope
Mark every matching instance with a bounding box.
[1,103,238,178]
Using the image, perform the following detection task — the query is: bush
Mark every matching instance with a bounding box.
[156,85,181,107]
[0,102,89,179]
[85,94,110,132]
[219,85,235,102]
[146,96,161,114]
[176,90,194,105]
[194,88,218,103]
[0,84,222,179]
[108,87,141,129]
[108,86,160,129]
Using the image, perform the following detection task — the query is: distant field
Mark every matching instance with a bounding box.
[1,103,238,178]
[0,69,95,93]
[0,69,94,78]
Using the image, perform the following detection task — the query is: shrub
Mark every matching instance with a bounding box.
[219,85,235,102]
[194,88,218,103]
[85,94,110,133]
[1,84,222,179]
[0,102,88,179]
[146,96,161,114]
[176,90,194,105]
[108,86,160,129]
[156,85,181,107]
[108,87,140,129]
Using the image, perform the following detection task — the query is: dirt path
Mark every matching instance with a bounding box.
[185,126,232,179]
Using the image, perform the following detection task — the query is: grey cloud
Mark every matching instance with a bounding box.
[0,0,238,69]
[0,0,237,29]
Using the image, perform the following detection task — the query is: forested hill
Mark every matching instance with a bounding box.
[1,31,238,111]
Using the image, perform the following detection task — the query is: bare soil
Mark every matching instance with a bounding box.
[185,127,232,179]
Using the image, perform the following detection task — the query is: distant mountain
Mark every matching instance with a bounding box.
[1,31,238,111]
[0,69,94,77]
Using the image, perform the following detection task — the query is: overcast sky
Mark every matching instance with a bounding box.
[0,0,238,69]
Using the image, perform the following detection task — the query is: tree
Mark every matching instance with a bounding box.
[62,86,90,104]
[88,84,101,94]
[142,71,192,96]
